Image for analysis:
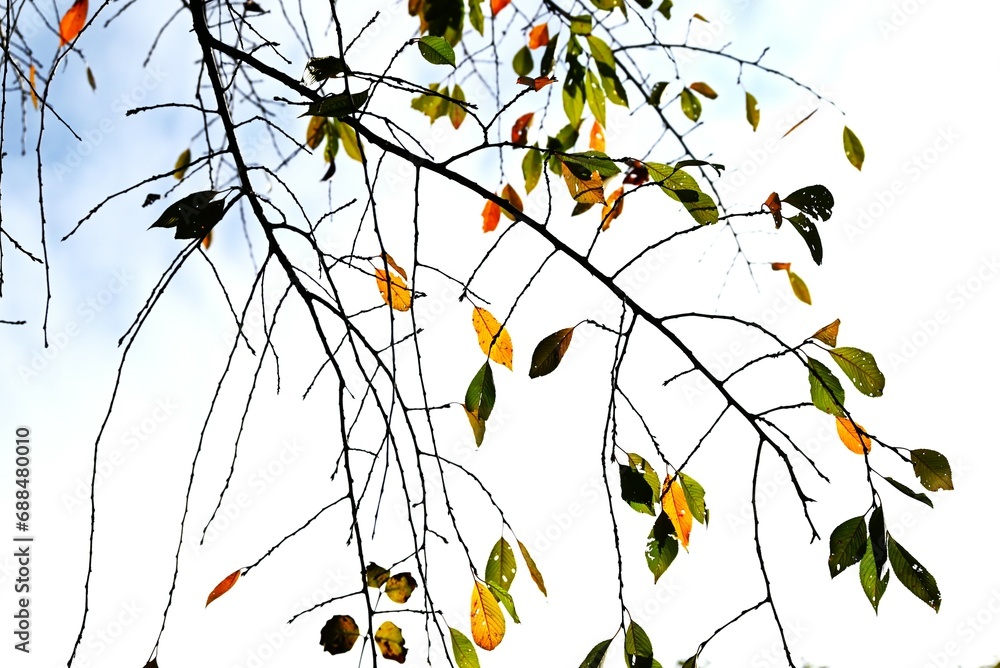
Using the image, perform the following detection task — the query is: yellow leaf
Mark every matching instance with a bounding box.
[589,120,606,153]
[787,270,811,305]
[206,569,241,607]
[336,119,363,161]
[500,183,523,220]
[660,476,692,550]
[374,621,408,663]
[174,148,191,180]
[29,65,38,110]
[306,116,327,149]
[561,163,605,205]
[836,417,871,454]
[601,187,624,231]
[472,307,513,370]
[470,580,505,650]
[464,406,486,446]
[381,253,408,281]
[811,319,840,347]
[376,269,411,311]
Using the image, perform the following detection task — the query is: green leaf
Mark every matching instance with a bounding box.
[149,190,225,240]
[484,537,517,590]
[303,89,369,118]
[365,562,390,588]
[487,583,520,623]
[540,32,560,76]
[625,621,654,660]
[469,0,484,35]
[600,70,629,107]
[571,202,595,216]
[411,85,451,124]
[884,476,933,507]
[585,69,607,127]
[680,87,701,122]
[844,126,865,171]
[515,540,547,596]
[423,0,465,46]
[563,59,586,126]
[859,539,890,613]
[910,449,954,491]
[745,91,760,131]
[579,639,612,668]
[626,454,661,515]
[449,627,481,668]
[620,463,656,513]
[529,327,575,378]
[678,472,707,524]
[523,145,543,194]
[788,270,811,305]
[788,213,823,265]
[304,56,349,84]
[657,0,673,19]
[561,150,621,179]
[828,515,867,578]
[320,615,361,656]
[645,512,679,583]
[869,506,888,577]
[645,163,719,225]
[585,34,615,73]
[648,82,667,107]
[681,658,697,668]
[782,185,834,221]
[806,356,846,417]
[887,534,941,611]
[513,46,534,77]
[449,84,467,129]
[570,14,593,34]
[827,347,884,397]
[418,35,456,66]
[465,362,496,421]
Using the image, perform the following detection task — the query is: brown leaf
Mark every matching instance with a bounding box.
[764,191,782,227]
[320,615,361,656]
[511,112,533,146]
[59,0,88,47]
[623,160,648,186]
[206,569,241,607]
[781,107,817,138]
[202,229,213,250]
[770,262,791,271]
[528,23,549,49]
[689,82,718,99]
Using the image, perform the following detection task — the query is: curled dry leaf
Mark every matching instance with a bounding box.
[764,192,782,227]
[206,569,241,607]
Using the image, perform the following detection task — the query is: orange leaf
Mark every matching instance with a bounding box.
[472,306,513,370]
[528,23,549,49]
[660,476,693,550]
[202,229,213,250]
[491,0,511,15]
[29,65,38,110]
[511,112,533,146]
[59,0,88,47]
[206,569,241,607]
[381,252,408,281]
[482,199,501,233]
[770,262,791,271]
[470,580,505,650]
[601,187,624,231]
[811,319,840,347]
[500,183,522,220]
[375,269,411,311]
[589,121,605,153]
[561,163,605,205]
[836,417,871,454]
[689,81,718,99]
[517,75,557,91]
[764,191,782,227]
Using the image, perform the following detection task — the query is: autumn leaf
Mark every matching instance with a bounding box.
[601,187,624,231]
[385,572,418,603]
[516,75,557,90]
[381,252,408,281]
[375,621,408,663]
[464,406,486,446]
[365,562,391,588]
[745,91,760,131]
[375,269,412,312]
[811,319,840,347]
[206,569,241,606]
[528,23,549,49]
[500,183,523,220]
[516,540,547,596]
[320,615,361,656]
[470,581,505,650]
[472,307,514,370]
[689,81,718,99]
[623,160,648,185]
[561,163,605,204]
[29,65,38,110]
[782,107,817,138]
[306,116,327,149]
[589,120,605,153]
[660,476,693,550]
[491,0,511,14]
[173,148,192,180]
[202,229,213,250]
[528,327,574,378]
[59,0,88,47]
[836,417,872,454]
[450,84,467,129]
[787,270,811,305]
[482,199,500,233]
[770,262,791,271]
[764,192,782,227]
[512,112,533,145]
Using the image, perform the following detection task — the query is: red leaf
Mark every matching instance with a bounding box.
[206,569,241,607]
[511,112,533,146]
[623,160,648,186]
[59,0,88,47]
[491,0,511,15]
[517,76,557,91]
[528,23,549,49]
[482,199,500,233]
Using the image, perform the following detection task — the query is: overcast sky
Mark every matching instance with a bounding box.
[2,1,998,667]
